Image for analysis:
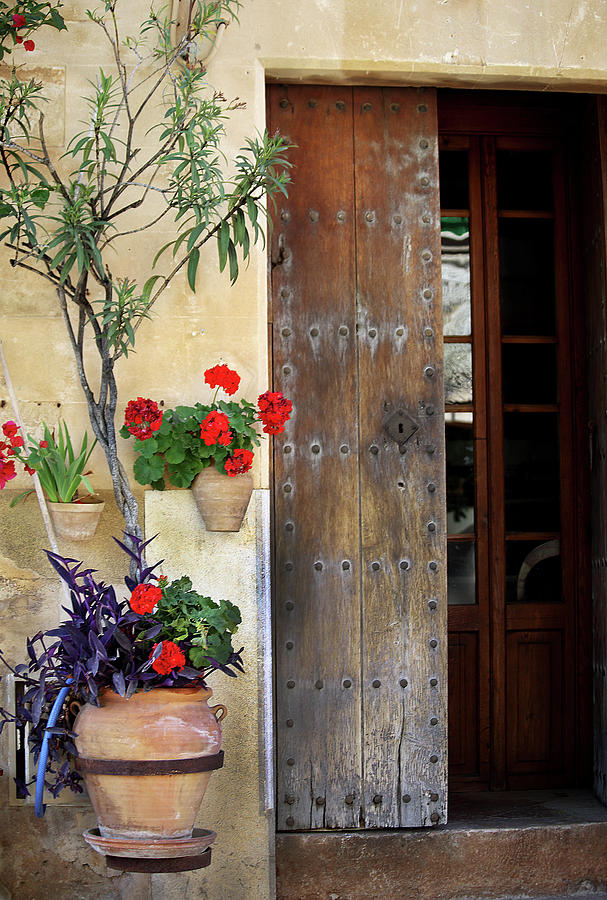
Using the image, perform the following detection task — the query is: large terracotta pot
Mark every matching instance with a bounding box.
[47,498,104,541]
[191,463,253,532]
[74,686,226,840]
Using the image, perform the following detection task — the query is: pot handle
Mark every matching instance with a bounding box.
[210,703,228,722]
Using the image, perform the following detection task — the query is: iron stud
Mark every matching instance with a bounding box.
[396,327,405,336]
[400,678,408,688]
[430,677,438,687]
[308,99,317,108]
[286,641,294,649]
[342,560,351,571]
[282,327,291,337]
[390,103,400,112]
[403,794,411,803]
[424,326,434,337]
[343,679,352,689]
[430,812,440,823]
[285,601,294,610]
[316,796,325,806]
[340,445,349,454]
[310,327,319,337]
[418,103,428,112]
[287,758,295,766]
[430,755,438,764]
[430,793,439,802]
[315,679,324,690]
[287,680,295,689]
[368,328,377,338]
[371,561,380,571]
[365,210,375,223]
[424,366,435,378]
[430,717,438,726]
[339,325,348,336]
[286,816,295,826]
[285,522,294,532]
[429,561,439,572]
[422,213,431,224]
[370,445,379,455]
[283,445,292,454]
[422,250,432,262]
[337,210,346,222]
[314,561,323,571]
[279,99,289,108]
[285,794,295,804]
[345,794,355,805]
[428,522,436,532]
[362,102,372,111]
[420,175,430,186]
[429,638,438,649]
[393,214,402,224]
[373,794,383,804]
[427,482,437,492]
[420,139,429,149]
[400,559,410,571]
[423,288,433,300]
[372,679,381,688]
[311,444,320,454]
[285,562,293,571]
[336,100,346,111]
[309,210,319,222]
[286,719,294,728]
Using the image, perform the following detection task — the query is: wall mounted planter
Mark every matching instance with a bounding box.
[191,465,253,532]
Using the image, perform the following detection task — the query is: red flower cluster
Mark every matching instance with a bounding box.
[2,421,24,449]
[200,411,232,447]
[257,391,292,435]
[204,364,240,396]
[12,13,35,50]
[150,640,186,675]
[124,398,163,440]
[0,421,26,488]
[129,582,162,615]
[225,448,254,477]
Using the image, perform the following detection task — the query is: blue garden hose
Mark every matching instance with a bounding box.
[35,679,73,817]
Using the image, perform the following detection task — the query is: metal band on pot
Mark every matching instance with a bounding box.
[75,750,224,775]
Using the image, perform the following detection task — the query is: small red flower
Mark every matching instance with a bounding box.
[12,13,26,27]
[39,440,48,448]
[124,397,163,440]
[24,465,35,476]
[150,640,186,675]
[9,434,24,448]
[0,458,16,489]
[224,448,254,476]
[15,35,23,43]
[2,421,19,438]
[23,39,34,51]
[199,411,232,447]
[257,391,292,434]
[204,364,240,396]
[129,582,162,615]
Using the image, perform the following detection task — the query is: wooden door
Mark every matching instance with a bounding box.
[268,85,447,830]
[439,94,591,791]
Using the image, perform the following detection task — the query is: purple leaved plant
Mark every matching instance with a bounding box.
[0,534,244,797]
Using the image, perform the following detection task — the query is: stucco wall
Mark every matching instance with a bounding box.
[1,1,607,898]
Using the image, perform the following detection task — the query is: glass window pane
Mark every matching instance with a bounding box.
[505,539,562,604]
[444,343,473,405]
[502,343,558,405]
[499,218,556,336]
[439,150,469,210]
[446,418,474,534]
[497,150,554,212]
[447,542,476,605]
[504,413,560,532]
[442,216,471,336]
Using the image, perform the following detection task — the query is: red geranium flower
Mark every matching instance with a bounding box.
[9,434,24,448]
[124,397,163,440]
[224,448,254,476]
[39,440,48,448]
[23,39,34,51]
[199,411,232,447]
[257,391,292,435]
[12,13,26,27]
[2,421,19,438]
[204,364,240,396]
[0,458,16,489]
[15,34,23,43]
[24,465,35,476]
[129,582,162,615]
[149,640,186,675]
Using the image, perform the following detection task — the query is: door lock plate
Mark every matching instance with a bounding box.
[383,408,419,449]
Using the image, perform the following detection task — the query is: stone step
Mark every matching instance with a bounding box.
[276,790,607,900]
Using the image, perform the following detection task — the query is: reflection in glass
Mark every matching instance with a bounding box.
[446,418,474,534]
[504,413,560,532]
[502,343,558,405]
[442,217,471,336]
[447,542,476,605]
[505,539,562,604]
[439,150,469,210]
[497,150,554,212]
[499,219,556,336]
[444,344,472,405]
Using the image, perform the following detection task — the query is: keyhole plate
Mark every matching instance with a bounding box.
[382,408,419,449]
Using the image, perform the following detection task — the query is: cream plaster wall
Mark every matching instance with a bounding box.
[1,1,607,898]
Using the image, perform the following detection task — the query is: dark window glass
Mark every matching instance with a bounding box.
[499,219,556,336]
[503,412,560,532]
[439,150,469,210]
[502,343,558,405]
[446,419,474,534]
[505,539,562,604]
[447,542,476,605]
[497,150,553,212]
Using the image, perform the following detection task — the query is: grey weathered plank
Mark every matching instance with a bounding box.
[353,86,447,827]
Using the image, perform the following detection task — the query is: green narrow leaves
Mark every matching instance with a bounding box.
[187,246,199,292]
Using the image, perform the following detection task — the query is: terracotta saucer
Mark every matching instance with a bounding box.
[83,826,216,859]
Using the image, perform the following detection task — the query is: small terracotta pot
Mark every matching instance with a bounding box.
[74,686,226,840]
[191,464,253,532]
[47,498,104,541]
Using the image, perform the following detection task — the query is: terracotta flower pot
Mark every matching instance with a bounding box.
[191,464,253,532]
[47,498,104,541]
[74,685,226,840]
